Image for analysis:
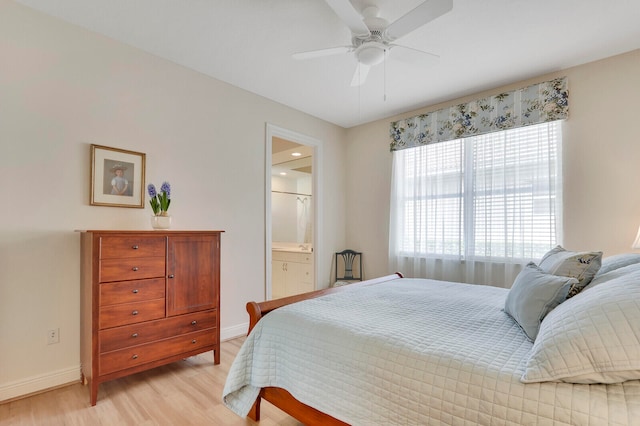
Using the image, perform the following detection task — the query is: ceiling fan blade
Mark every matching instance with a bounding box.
[324,0,371,37]
[350,63,371,87]
[293,46,352,60]
[389,44,439,66]
[385,0,453,41]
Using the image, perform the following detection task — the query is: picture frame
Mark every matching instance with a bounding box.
[90,144,146,208]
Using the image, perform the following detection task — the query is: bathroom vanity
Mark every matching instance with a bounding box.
[271,243,314,299]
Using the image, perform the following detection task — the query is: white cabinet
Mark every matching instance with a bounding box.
[272,251,313,298]
[272,258,287,299]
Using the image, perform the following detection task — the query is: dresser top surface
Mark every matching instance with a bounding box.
[77,230,224,234]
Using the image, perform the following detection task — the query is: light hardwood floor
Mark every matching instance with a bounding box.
[0,337,301,426]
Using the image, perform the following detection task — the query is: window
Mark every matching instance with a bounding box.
[390,121,561,263]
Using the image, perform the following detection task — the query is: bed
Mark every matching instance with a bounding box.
[223,250,640,425]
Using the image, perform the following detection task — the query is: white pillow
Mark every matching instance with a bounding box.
[521,269,640,384]
[504,262,577,341]
[584,261,640,292]
[595,253,640,277]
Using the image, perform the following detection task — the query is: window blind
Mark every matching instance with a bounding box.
[390,121,561,274]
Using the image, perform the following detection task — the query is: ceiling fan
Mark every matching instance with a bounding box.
[293,0,453,86]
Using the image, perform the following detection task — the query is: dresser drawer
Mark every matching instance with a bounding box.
[99,257,165,282]
[99,328,216,375]
[99,298,165,329]
[100,236,166,259]
[272,251,313,263]
[99,309,217,353]
[100,278,165,306]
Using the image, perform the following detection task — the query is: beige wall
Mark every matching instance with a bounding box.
[346,49,640,280]
[0,1,347,400]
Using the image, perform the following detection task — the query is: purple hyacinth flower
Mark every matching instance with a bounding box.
[160,182,171,198]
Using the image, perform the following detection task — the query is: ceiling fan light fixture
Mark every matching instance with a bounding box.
[356,43,386,66]
[295,0,452,86]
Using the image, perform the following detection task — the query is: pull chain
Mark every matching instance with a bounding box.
[358,64,361,121]
[383,49,387,102]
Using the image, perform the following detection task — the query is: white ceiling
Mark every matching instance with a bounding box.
[14,0,640,128]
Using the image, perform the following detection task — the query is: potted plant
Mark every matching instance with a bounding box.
[148,182,172,229]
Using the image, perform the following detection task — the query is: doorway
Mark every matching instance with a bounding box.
[265,124,322,300]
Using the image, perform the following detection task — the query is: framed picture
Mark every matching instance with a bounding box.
[90,144,146,208]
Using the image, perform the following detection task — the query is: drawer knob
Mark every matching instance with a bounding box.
[132,333,138,338]
[132,289,139,294]
[132,354,138,359]
[132,245,139,250]
[132,310,139,316]
[191,320,197,325]
[168,274,175,279]
[132,267,139,271]
[191,339,197,344]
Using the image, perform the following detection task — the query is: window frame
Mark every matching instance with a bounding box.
[394,121,561,263]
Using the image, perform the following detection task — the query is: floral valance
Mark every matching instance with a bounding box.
[389,77,568,151]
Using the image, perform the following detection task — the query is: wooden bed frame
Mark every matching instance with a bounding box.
[244,273,403,425]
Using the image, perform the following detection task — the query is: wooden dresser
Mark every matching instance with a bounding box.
[80,230,223,405]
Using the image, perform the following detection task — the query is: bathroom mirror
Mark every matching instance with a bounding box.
[271,137,313,245]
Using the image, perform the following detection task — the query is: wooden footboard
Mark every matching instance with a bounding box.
[245,273,403,424]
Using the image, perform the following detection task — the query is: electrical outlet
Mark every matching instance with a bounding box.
[47,328,60,345]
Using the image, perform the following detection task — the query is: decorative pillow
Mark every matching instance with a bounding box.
[538,246,602,298]
[595,253,640,277]
[504,262,577,341]
[522,269,640,384]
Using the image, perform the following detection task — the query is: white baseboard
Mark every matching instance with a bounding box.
[0,323,249,403]
[221,322,248,341]
[0,366,80,403]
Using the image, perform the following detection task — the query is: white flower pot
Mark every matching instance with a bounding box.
[151,215,172,230]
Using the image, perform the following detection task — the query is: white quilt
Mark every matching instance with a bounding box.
[223,278,640,425]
